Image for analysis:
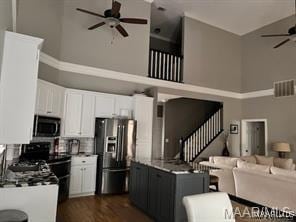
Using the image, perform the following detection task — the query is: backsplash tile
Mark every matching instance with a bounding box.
[59,138,94,154]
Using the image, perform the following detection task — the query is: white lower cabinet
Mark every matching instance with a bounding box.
[69,156,97,197]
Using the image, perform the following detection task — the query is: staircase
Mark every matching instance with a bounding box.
[180,105,224,162]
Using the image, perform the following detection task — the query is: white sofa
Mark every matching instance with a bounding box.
[200,155,296,212]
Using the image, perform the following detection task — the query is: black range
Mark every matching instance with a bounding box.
[21,142,71,203]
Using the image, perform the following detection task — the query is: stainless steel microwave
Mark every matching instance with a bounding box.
[33,115,61,137]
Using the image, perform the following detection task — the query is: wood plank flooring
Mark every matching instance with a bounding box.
[57,195,152,222]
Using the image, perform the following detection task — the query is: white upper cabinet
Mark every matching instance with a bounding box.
[95,94,116,118]
[114,95,133,118]
[0,31,43,144]
[35,80,64,118]
[133,95,154,160]
[63,90,95,138]
[95,93,133,118]
[80,94,95,137]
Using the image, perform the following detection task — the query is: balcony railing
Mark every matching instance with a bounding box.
[148,49,183,83]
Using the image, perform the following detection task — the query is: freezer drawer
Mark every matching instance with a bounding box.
[101,168,129,194]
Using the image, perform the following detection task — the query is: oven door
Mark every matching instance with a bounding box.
[34,116,60,137]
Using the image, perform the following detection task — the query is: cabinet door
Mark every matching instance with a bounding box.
[0,32,43,144]
[51,86,64,117]
[148,168,174,222]
[35,81,49,115]
[69,165,83,195]
[133,96,153,141]
[114,95,133,118]
[95,94,115,117]
[64,92,83,136]
[130,162,148,211]
[82,164,96,193]
[80,94,95,137]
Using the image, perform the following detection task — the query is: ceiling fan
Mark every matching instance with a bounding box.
[76,0,148,38]
[261,0,296,48]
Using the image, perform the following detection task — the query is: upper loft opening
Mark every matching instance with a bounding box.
[148,1,183,83]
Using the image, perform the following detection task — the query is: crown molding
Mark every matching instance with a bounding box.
[39,52,276,100]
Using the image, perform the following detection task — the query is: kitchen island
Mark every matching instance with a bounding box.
[129,159,211,222]
[0,161,59,222]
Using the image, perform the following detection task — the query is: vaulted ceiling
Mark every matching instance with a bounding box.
[151,0,295,41]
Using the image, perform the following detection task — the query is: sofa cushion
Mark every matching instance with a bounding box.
[237,160,270,174]
[273,157,294,170]
[255,155,274,166]
[199,161,235,170]
[270,166,296,179]
[212,156,239,167]
[240,155,256,164]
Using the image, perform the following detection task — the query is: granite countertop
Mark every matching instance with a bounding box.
[132,158,219,174]
[0,161,58,188]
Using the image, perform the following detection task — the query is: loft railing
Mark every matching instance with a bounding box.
[148,49,183,83]
[180,106,224,162]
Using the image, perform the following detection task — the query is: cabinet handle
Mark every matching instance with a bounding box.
[156,174,161,178]
[82,161,86,163]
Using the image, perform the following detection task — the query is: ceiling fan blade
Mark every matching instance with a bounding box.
[88,22,106,30]
[112,1,121,16]
[261,34,290,37]
[120,18,148,24]
[274,39,290,48]
[116,24,128,37]
[76,8,105,18]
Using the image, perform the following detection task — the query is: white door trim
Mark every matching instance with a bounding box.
[241,119,268,156]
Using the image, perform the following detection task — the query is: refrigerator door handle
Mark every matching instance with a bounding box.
[116,125,121,162]
[121,125,125,161]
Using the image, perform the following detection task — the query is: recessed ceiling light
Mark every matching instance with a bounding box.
[157,6,166,12]
[154,28,161,34]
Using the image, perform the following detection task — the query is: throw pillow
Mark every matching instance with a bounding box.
[213,156,238,167]
[273,157,294,170]
[237,159,270,174]
[240,155,256,164]
[270,166,296,179]
[255,155,274,166]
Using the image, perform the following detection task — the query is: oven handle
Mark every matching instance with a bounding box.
[48,160,71,166]
[54,122,59,136]
[34,115,39,137]
[104,168,129,172]
[58,174,70,180]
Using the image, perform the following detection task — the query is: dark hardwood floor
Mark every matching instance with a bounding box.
[57,195,153,222]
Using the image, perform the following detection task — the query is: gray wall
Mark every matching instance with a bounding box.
[60,0,151,76]
[182,17,242,92]
[164,98,221,158]
[241,15,296,160]
[17,0,63,58]
[242,16,296,92]
[0,1,12,31]
[242,94,296,160]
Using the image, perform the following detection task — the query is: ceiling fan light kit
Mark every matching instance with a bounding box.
[76,0,148,38]
[261,0,296,49]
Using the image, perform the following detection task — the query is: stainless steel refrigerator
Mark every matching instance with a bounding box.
[95,118,137,194]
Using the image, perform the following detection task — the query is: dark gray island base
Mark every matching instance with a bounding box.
[129,160,210,222]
